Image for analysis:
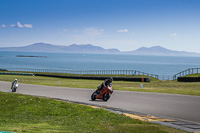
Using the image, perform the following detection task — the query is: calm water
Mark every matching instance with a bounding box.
[1,51,200,79]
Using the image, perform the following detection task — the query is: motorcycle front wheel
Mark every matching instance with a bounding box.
[12,87,16,92]
[103,93,110,101]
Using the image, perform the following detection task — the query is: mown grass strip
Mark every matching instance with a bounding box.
[1,74,200,96]
[0,71,159,81]
[0,91,186,133]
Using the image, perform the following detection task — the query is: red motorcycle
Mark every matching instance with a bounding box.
[91,85,113,101]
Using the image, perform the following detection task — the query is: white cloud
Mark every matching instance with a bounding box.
[1,24,7,28]
[117,29,128,33]
[84,27,104,36]
[169,33,177,39]
[9,22,33,28]
[23,23,33,28]
[16,22,24,28]
[10,24,16,27]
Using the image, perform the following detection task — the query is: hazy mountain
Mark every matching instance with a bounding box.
[0,43,120,54]
[0,43,200,57]
[65,44,120,53]
[125,46,200,57]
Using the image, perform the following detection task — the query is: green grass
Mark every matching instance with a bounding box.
[183,73,200,77]
[0,91,186,133]
[1,74,200,96]
[0,71,160,81]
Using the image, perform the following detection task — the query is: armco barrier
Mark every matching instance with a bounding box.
[177,77,200,82]
[0,72,34,76]
[35,74,150,82]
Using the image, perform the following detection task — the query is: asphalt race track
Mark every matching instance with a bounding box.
[1,81,200,131]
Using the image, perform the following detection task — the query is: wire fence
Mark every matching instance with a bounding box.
[173,68,200,80]
[157,75,174,80]
[4,67,198,80]
[4,68,159,79]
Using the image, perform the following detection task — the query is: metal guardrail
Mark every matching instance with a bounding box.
[5,67,199,81]
[158,75,174,81]
[173,68,200,80]
[4,68,159,79]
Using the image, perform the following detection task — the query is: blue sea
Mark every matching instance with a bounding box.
[1,51,200,80]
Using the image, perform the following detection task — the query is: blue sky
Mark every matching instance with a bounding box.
[0,0,200,52]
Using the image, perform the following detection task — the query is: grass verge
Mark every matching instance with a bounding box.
[183,73,200,77]
[0,74,200,96]
[0,91,186,133]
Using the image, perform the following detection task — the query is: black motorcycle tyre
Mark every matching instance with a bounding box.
[12,87,16,92]
[91,92,97,101]
[103,93,110,101]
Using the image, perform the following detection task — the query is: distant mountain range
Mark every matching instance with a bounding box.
[124,46,200,57]
[0,43,200,57]
[0,43,120,54]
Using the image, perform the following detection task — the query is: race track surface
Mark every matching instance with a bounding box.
[1,81,200,125]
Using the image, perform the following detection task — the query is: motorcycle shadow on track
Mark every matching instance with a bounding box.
[89,99,107,102]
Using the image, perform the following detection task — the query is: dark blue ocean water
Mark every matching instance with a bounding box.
[1,51,200,79]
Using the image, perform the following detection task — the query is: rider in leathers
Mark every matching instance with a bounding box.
[11,79,18,90]
[96,77,113,94]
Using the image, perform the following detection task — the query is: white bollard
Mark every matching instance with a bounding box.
[58,81,60,85]
[140,83,143,88]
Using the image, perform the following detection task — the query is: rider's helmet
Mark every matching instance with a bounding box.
[15,79,17,81]
[107,77,113,83]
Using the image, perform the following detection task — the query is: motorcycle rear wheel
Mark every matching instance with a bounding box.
[91,92,97,101]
